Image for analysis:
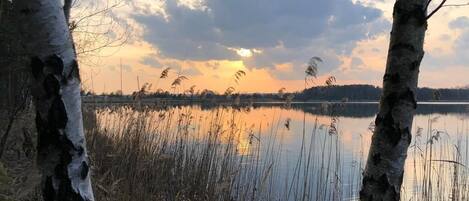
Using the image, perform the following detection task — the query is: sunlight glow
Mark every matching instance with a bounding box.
[230,48,262,58]
[177,0,207,10]
[237,48,253,57]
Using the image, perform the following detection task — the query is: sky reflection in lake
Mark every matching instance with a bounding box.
[96,102,469,200]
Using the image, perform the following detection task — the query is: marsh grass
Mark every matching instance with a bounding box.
[83,103,469,201]
[403,116,469,201]
[84,105,239,200]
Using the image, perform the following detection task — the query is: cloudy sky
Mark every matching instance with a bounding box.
[73,0,469,94]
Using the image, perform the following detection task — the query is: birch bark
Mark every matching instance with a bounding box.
[13,0,95,200]
[360,0,427,200]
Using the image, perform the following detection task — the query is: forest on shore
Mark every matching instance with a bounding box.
[87,84,469,102]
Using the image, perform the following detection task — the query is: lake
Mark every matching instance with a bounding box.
[88,102,469,200]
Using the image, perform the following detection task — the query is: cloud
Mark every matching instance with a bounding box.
[420,30,469,69]
[455,31,469,50]
[444,30,469,65]
[351,57,365,69]
[128,0,168,17]
[131,0,388,80]
[182,67,203,76]
[449,16,469,29]
[73,0,469,93]
[205,0,382,49]
[141,55,162,68]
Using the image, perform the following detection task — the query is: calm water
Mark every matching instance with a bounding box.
[95,102,469,200]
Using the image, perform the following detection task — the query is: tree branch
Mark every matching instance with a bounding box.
[72,0,123,28]
[425,0,433,13]
[64,0,73,23]
[442,2,469,7]
[426,0,447,20]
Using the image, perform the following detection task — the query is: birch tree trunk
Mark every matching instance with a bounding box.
[360,0,427,200]
[13,0,95,200]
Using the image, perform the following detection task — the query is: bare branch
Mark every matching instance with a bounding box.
[64,0,73,23]
[426,0,469,20]
[76,33,129,55]
[426,0,447,20]
[442,2,469,7]
[72,1,123,28]
[69,0,131,62]
[424,0,433,13]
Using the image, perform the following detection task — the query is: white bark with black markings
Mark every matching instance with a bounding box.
[13,0,94,200]
[360,0,427,200]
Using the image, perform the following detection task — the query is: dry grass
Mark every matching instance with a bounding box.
[403,116,469,201]
[84,104,252,200]
[0,102,466,200]
[82,103,358,201]
[81,103,469,201]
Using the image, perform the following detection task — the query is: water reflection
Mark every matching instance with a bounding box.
[90,102,469,200]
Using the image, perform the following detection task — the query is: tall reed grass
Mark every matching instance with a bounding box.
[82,103,468,201]
[402,116,469,201]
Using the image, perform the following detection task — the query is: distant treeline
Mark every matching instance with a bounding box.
[296,84,469,101]
[85,84,469,102]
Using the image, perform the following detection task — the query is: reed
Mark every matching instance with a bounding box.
[82,103,469,201]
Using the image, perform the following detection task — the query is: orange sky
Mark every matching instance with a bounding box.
[74,0,469,94]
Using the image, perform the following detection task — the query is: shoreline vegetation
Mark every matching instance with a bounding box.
[1,95,468,200]
[82,84,469,103]
[83,102,469,201]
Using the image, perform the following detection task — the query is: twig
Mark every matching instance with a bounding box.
[442,2,469,7]
[72,0,124,27]
[427,0,447,20]
[430,159,467,168]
